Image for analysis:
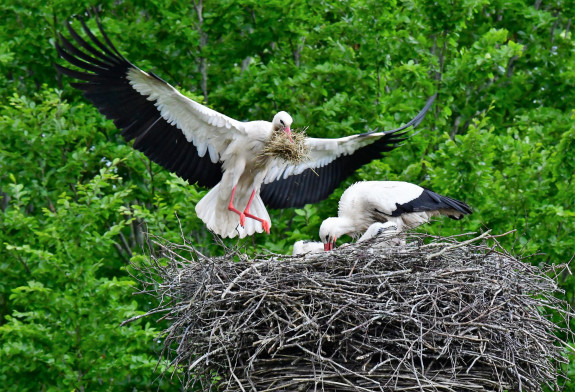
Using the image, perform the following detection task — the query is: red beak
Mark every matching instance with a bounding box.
[285,126,293,142]
[324,242,334,251]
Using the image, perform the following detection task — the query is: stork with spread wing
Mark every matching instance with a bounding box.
[56,16,436,238]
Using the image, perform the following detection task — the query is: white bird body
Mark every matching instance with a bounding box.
[292,240,324,256]
[357,222,406,249]
[195,124,274,237]
[56,18,436,238]
[320,181,472,249]
[129,68,282,236]
[357,222,399,242]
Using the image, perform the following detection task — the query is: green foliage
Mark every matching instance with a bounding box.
[1,0,574,390]
[0,156,168,390]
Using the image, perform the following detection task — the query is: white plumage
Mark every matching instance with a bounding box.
[292,240,324,256]
[357,222,399,242]
[320,181,472,250]
[56,17,436,238]
[294,223,402,254]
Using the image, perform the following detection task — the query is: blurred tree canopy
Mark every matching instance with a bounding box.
[1,0,573,390]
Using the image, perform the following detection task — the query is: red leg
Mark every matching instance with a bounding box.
[243,189,270,234]
[228,185,245,226]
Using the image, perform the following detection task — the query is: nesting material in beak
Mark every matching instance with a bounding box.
[256,127,310,167]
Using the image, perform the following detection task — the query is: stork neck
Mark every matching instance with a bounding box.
[332,216,356,238]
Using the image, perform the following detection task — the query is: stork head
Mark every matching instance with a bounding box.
[319,217,347,251]
[272,111,293,140]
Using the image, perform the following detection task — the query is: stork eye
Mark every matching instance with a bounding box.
[280,120,285,125]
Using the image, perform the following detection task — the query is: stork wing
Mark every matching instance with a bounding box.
[55,18,249,188]
[260,94,436,208]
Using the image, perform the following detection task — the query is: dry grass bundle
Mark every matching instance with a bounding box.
[256,128,310,167]
[126,233,573,391]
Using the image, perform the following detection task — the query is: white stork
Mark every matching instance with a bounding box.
[292,240,324,256]
[320,181,472,250]
[55,17,436,238]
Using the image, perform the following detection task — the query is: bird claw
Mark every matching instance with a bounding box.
[239,213,246,227]
[243,208,269,234]
[262,220,270,234]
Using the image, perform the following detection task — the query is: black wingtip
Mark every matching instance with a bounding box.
[410,93,437,128]
[56,11,225,189]
[383,93,437,136]
[94,12,126,60]
[425,189,473,217]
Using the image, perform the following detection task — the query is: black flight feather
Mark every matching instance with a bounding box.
[390,188,472,218]
[55,17,223,188]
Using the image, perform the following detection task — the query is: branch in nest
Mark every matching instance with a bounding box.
[126,232,575,392]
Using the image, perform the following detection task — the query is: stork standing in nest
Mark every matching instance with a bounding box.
[320,181,472,250]
[56,16,436,238]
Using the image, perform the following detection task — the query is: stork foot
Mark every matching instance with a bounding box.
[244,211,270,234]
[262,220,270,234]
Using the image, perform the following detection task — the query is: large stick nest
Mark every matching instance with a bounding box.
[127,232,574,391]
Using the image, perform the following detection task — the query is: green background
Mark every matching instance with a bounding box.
[1,0,573,390]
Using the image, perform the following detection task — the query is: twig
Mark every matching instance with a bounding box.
[125,231,573,392]
[426,231,491,260]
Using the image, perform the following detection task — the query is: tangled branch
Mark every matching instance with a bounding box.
[126,233,574,391]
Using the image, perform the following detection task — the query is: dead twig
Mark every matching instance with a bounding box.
[126,232,574,391]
